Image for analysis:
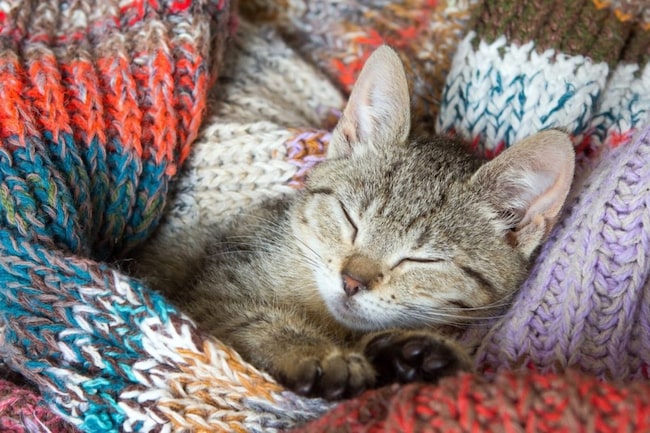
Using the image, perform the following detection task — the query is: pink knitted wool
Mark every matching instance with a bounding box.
[0,379,78,433]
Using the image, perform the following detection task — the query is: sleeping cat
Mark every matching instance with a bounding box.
[133,45,575,400]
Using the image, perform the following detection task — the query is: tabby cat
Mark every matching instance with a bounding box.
[134,45,575,400]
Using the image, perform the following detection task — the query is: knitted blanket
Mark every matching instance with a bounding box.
[1,0,650,432]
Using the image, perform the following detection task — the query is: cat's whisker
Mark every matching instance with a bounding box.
[233,216,293,240]
[244,216,323,261]
[401,305,506,323]
[434,302,512,312]
[415,290,516,313]
[398,312,472,327]
[226,218,325,265]
[205,250,256,258]
[215,233,310,257]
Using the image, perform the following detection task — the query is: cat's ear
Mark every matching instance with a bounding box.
[328,45,411,159]
[471,130,575,258]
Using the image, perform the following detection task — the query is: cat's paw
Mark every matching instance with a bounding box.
[363,330,471,386]
[278,350,375,400]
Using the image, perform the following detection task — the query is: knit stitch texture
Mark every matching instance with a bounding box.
[290,369,650,433]
[1,0,650,432]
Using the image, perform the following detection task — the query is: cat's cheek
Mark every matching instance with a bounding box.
[319,288,398,332]
[292,215,343,264]
[309,266,358,325]
[313,268,344,302]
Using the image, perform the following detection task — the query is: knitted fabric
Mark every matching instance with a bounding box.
[240,0,473,136]
[162,0,650,430]
[466,120,650,381]
[0,378,78,433]
[460,125,650,381]
[451,0,650,381]
[437,0,650,157]
[2,0,650,432]
[0,0,327,431]
[160,20,344,227]
[289,370,650,433]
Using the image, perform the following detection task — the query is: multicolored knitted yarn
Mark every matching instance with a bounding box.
[0,0,335,431]
[447,0,650,381]
[240,0,473,136]
[164,0,650,430]
[0,2,334,432]
[2,0,650,432]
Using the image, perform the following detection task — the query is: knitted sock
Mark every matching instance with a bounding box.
[437,0,649,158]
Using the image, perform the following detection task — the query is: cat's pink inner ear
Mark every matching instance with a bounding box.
[473,130,575,257]
[327,45,411,159]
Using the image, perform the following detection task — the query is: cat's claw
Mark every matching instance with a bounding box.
[364,330,470,387]
[280,352,375,400]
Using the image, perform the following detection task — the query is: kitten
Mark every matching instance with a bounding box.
[133,46,575,400]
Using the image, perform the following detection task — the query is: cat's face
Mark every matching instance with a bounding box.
[290,46,574,332]
[293,138,525,331]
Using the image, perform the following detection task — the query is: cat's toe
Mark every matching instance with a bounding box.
[345,354,374,395]
[281,358,322,396]
[318,352,375,400]
[318,355,350,399]
[280,352,375,400]
[365,330,470,386]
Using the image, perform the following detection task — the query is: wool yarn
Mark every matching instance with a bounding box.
[437,0,650,157]
[158,20,344,230]
[289,369,650,433]
[0,0,228,260]
[463,91,650,380]
[240,0,475,136]
[0,2,338,431]
[0,0,337,432]
[0,378,78,433]
[2,0,650,432]
[452,0,650,381]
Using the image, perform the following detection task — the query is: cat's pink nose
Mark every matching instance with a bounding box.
[342,273,367,297]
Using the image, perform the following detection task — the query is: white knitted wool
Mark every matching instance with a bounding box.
[437,32,610,153]
[589,62,650,149]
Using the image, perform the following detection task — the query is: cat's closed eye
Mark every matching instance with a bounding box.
[339,201,358,243]
[392,257,444,269]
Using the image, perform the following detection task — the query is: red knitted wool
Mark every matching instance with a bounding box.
[289,370,650,432]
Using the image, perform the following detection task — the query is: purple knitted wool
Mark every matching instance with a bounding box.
[463,123,650,381]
